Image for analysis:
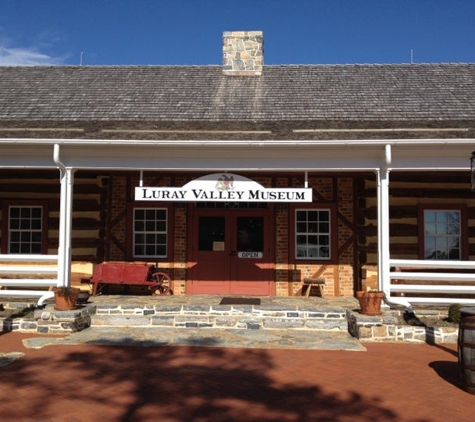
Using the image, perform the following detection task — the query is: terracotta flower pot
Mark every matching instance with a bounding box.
[53,287,80,311]
[356,291,384,316]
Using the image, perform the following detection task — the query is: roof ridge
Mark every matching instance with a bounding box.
[2,62,474,70]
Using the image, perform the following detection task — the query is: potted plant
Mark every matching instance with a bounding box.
[356,287,384,316]
[53,286,80,311]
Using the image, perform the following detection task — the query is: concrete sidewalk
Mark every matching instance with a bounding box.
[1,331,475,421]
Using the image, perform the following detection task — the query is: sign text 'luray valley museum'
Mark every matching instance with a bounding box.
[135,173,312,203]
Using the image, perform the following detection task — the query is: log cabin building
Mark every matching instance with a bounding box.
[1,31,475,301]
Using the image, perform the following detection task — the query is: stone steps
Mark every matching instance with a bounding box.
[91,302,349,331]
[2,296,458,344]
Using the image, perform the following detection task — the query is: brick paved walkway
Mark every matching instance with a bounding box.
[1,332,475,421]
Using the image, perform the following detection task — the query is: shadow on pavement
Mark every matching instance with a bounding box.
[0,340,399,421]
[429,361,465,392]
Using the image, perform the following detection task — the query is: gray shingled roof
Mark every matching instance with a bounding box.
[0,63,474,122]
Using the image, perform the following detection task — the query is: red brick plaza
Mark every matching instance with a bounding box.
[1,332,475,421]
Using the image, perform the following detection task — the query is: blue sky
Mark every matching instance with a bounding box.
[1,0,474,66]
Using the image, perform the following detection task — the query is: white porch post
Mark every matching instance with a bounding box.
[377,144,392,295]
[54,144,74,288]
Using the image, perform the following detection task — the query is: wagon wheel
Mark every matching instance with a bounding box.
[150,271,173,295]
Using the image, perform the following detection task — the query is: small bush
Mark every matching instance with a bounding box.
[448,303,463,324]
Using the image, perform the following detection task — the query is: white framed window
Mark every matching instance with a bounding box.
[133,208,167,258]
[423,209,461,260]
[8,205,43,254]
[295,209,331,260]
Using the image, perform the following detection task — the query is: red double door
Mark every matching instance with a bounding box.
[187,209,274,295]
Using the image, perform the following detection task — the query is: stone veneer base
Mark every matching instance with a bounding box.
[347,310,458,344]
[0,304,95,334]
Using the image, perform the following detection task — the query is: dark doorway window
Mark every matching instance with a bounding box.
[198,216,225,251]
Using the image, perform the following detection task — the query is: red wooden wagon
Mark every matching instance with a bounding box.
[89,262,172,296]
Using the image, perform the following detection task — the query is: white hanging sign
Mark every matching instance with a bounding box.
[135,173,312,203]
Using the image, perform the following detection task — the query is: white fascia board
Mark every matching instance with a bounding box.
[1,137,474,171]
[2,137,475,147]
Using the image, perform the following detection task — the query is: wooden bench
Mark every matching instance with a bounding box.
[297,278,325,298]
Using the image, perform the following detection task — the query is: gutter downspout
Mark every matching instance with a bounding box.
[53,144,74,289]
[378,144,413,312]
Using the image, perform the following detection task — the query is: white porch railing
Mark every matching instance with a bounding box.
[387,259,475,307]
[0,254,58,306]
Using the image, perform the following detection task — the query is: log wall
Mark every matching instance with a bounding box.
[0,170,108,263]
[357,171,475,288]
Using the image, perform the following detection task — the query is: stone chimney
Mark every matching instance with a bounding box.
[222,31,263,76]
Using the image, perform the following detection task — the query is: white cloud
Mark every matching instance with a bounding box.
[0,45,64,66]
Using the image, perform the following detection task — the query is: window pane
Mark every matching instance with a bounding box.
[308,211,318,221]
[31,244,42,254]
[10,219,20,230]
[20,208,30,218]
[156,209,167,219]
[448,223,460,235]
[425,223,436,235]
[424,236,436,259]
[424,209,462,260]
[32,232,42,243]
[296,211,306,221]
[20,244,30,254]
[31,219,42,230]
[8,206,43,254]
[133,208,167,258]
[145,221,155,231]
[436,221,448,235]
[425,211,436,223]
[295,209,331,260]
[308,222,318,233]
[156,221,166,231]
[20,219,31,230]
[21,232,31,242]
[435,237,448,259]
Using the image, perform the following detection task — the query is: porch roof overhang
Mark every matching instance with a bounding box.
[1,137,474,172]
